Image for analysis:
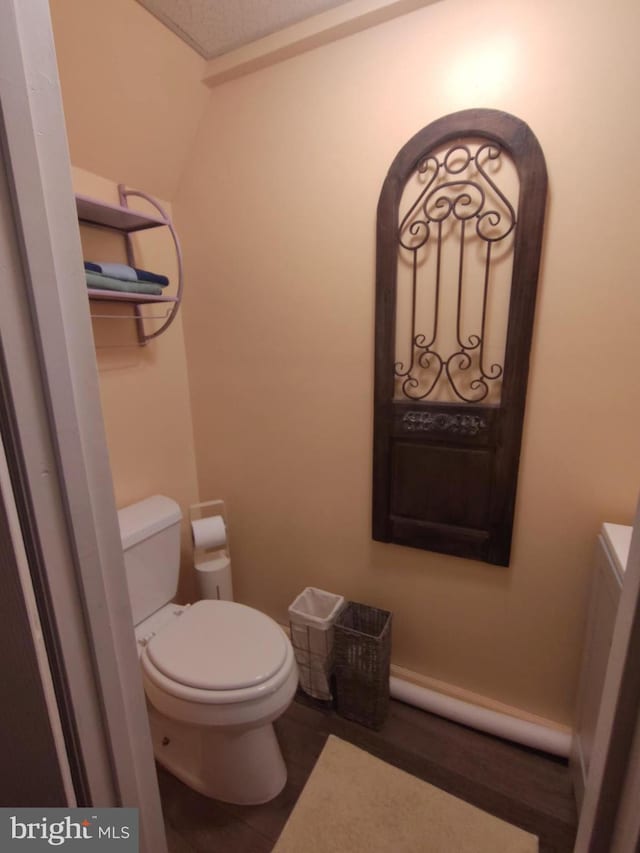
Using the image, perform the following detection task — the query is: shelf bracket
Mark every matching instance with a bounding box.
[117,184,184,345]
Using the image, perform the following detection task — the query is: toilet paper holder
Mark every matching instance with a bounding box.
[189,499,229,559]
[189,499,234,601]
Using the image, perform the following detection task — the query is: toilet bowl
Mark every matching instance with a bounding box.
[119,496,298,805]
[138,600,298,804]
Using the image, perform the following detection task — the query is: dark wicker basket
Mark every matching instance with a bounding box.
[334,601,392,730]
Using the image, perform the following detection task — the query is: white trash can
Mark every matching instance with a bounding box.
[288,587,345,701]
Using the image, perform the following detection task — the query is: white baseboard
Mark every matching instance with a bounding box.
[389,665,571,757]
[281,622,572,757]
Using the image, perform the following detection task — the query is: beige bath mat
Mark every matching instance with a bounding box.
[274,735,538,852]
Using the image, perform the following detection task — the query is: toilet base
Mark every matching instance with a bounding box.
[148,705,287,805]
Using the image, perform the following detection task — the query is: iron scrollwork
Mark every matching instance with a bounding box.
[402,411,487,436]
[394,143,516,403]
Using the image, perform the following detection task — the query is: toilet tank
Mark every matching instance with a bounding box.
[118,495,182,626]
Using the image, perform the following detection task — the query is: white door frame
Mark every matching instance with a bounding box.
[0,2,166,850]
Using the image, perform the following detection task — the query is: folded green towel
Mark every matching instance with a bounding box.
[85,270,163,296]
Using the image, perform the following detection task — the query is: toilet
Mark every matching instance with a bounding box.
[118,495,298,805]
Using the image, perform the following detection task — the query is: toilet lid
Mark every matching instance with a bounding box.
[146,600,288,691]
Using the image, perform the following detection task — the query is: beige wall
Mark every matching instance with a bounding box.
[51,0,640,726]
[73,167,200,600]
[50,0,207,600]
[50,0,209,201]
[175,0,640,726]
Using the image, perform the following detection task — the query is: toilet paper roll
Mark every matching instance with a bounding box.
[195,554,233,601]
[191,515,226,551]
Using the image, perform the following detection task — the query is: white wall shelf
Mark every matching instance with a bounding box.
[76,194,166,233]
[76,185,184,345]
[86,288,178,305]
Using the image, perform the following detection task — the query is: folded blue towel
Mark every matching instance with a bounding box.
[84,261,169,287]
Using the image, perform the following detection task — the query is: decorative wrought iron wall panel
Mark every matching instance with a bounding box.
[373,109,547,566]
[395,138,517,405]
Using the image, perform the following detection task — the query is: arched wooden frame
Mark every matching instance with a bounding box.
[372,109,547,566]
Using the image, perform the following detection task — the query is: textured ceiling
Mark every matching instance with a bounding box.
[136,0,355,60]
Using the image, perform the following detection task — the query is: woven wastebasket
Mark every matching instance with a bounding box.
[288,587,345,701]
[334,601,392,730]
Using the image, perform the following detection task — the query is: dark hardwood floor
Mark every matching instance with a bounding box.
[159,693,577,852]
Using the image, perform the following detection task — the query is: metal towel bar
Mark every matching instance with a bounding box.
[90,308,172,321]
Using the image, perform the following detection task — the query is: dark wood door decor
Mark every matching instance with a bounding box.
[373,109,547,566]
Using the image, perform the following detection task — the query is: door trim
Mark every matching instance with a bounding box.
[0,2,166,849]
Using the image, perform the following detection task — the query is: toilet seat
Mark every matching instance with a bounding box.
[141,600,295,706]
[146,599,287,691]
